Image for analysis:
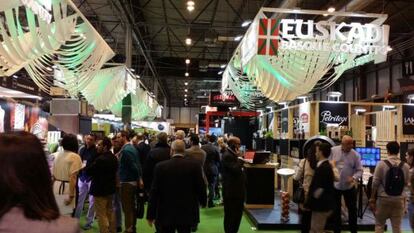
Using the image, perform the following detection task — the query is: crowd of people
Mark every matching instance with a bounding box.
[0,130,246,233]
[2,130,414,233]
[294,135,414,233]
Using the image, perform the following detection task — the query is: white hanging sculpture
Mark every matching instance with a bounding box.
[81,66,134,111]
[222,8,390,109]
[0,0,114,95]
[80,65,159,120]
[110,88,159,121]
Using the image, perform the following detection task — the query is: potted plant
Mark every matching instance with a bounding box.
[264,131,274,151]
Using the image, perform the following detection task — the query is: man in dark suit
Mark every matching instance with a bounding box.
[147,140,207,233]
[143,132,171,194]
[221,136,245,233]
[201,134,221,208]
[307,143,335,233]
[132,133,151,168]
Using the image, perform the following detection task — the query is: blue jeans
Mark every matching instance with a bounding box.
[74,179,95,226]
[207,175,217,206]
[408,202,414,231]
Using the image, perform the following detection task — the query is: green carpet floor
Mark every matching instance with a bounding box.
[79,205,410,233]
[80,205,283,233]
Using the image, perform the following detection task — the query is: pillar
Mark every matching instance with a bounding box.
[122,24,133,129]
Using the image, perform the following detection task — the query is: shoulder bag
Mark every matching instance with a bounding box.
[293,160,306,204]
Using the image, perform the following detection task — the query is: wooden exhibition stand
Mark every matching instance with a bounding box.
[257,100,414,196]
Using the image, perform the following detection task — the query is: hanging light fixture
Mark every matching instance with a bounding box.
[327,7,336,13]
[234,35,243,41]
[185,72,189,77]
[185,89,188,92]
[184,82,188,86]
[241,20,251,27]
[327,91,342,101]
[185,37,192,45]
[187,1,195,12]
[185,59,191,64]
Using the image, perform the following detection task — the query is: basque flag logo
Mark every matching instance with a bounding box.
[258,18,281,56]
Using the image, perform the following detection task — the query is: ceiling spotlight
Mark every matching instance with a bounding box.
[327,7,336,13]
[323,13,329,16]
[185,94,187,97]
[184,82,188,86]
[187,0,195,12]
[12,75,18,79]
[185,37,192,45]
[130,68,135,72]
[355,107,367,114]
[185,89,188,92]
[46,67,53,71]
[185,59,190,64]
[383,105,395,111]
[184,98,187,101]
[241,20,251,27]
[218,71,223,75]
[234,35,243,41]
[220,64,226,68]
[185,72,189,77]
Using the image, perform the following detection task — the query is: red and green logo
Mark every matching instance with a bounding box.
[258,18,281,56]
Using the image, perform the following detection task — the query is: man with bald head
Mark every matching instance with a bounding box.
[147,140,207,233]
[330,135,363,233]
[221,136,246,233]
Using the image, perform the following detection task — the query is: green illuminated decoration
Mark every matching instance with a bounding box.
[0,0,114,95]
[221,8,390,109]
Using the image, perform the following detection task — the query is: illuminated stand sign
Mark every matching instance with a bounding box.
[222,8,390,109]
[279,20,389,55]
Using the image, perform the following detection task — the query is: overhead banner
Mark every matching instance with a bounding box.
[225,8,390,110]
[298,102,311,133]
[403,105,414,135]
[319,102,349,129]
[281,109,288,133]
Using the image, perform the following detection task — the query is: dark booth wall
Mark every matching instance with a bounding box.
[222,117,258,150]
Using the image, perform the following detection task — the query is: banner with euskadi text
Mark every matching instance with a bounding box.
[403,105,414,135]
[319,102,349,131]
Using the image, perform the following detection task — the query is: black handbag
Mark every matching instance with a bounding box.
[293,160,306,204]
[135,188,145,219]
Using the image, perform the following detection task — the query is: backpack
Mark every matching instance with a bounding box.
[383,160,405,196]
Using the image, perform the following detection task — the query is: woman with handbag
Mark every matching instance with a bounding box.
[294,141,319,233]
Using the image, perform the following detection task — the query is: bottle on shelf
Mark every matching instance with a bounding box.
[301,126,305,139]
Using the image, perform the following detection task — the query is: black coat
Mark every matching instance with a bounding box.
[221,148,246,200]
[306,160,335,212]
[86,151,118,197]
[146,155,207,226]
[201,143,221,177]
[135,141,151,167]
[143,142,171,191]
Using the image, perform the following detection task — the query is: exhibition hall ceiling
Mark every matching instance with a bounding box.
[72,0,414,107]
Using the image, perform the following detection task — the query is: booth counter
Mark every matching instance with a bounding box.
[244,163,278,208]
